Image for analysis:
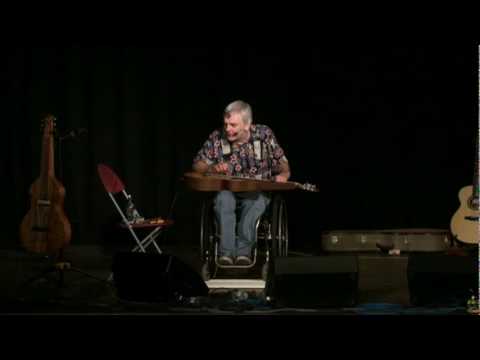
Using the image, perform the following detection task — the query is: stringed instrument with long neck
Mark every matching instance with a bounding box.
[183,171,318,193]
[450,131,480,245]
[449,50,480,245]
[20,115,72,254]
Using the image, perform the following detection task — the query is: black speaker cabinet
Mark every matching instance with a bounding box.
[112,252,209,302]
[266,256,359,308]
[407,253,478,307]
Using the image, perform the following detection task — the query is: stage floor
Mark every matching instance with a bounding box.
[0,243,477,316]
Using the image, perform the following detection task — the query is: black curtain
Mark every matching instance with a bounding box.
[3,46,477,252]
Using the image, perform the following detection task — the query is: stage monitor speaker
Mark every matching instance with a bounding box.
[112,252,209,302]
[407,253,478,307]
[266,255,359,308]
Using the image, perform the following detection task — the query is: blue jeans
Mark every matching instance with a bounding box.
[214,191,271,257]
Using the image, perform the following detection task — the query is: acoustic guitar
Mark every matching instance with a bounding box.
[183,171,318,193]
[449,57,480,245]
[19,115,72,254]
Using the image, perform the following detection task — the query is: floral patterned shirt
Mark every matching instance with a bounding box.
[193,124,288,180]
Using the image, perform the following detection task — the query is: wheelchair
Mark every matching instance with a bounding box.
[199,192,289,281]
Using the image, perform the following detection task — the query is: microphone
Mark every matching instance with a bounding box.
[60,128,88,141]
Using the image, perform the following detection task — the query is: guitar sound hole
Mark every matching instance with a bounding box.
[468,196,480,210]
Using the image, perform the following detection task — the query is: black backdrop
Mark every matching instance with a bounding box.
[3,46,477,252]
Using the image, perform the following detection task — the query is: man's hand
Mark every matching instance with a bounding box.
[275,174,289,183]
[210,162,229,174]
[275,160,290,183]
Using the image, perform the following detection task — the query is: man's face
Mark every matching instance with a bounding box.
[224,112,250,144]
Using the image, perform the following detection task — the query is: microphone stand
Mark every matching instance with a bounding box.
[53,128,109,286]
[57,133,66,183]
[57,128,88,181]
[57,130,77,183]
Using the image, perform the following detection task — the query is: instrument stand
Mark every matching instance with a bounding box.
[16,248,113,304]
[449,237,478,256]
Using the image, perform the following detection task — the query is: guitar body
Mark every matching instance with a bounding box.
[20,177,72,253]
[183,172,313,192]
[19,115,72,254]
[450,185,479,244]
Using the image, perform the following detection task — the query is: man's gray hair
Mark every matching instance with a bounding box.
[224,100,252,125]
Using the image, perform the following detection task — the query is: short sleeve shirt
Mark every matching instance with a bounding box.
[193,124,288,180]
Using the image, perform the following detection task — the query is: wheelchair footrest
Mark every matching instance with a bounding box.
[215,263,256,269]
[205,279,266,289]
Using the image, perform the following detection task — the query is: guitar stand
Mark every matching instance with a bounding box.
[16,249,113,303]
[22,260,110,288]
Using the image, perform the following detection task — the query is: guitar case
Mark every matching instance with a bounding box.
[321,229,452,253]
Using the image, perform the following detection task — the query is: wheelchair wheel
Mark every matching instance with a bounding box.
[201,262,211,281]
[199,197,217,281]
[199,199,208,257]
[270,194,289,257]
[261,262,269,281]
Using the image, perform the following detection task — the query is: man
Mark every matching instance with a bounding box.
[192,100,290,266]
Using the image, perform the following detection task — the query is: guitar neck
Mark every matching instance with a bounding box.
[209,174,298,190]
[474,128,479,196]
[475,47,480,196]
[215,174,298,185]
[197,173,317,192]
[39,118,56,198]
